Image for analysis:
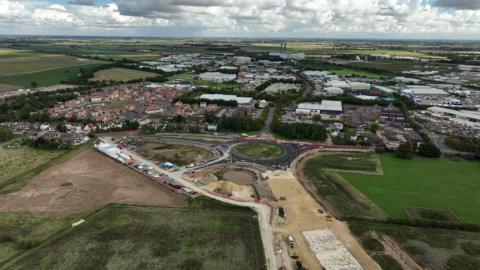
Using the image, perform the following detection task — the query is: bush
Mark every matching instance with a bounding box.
[418,142,441,158]
[396,142,414,159]
[461,242,480,256]
[372,255,403,270]
[445,255,480,270]
[0,126,14,142]
[362,237,384,252]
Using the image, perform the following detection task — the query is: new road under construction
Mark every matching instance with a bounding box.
[94,135,381,270]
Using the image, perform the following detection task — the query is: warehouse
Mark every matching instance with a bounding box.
[199,94,254,108]
[198,72,237,83]
[296,100,343,121]
[427,107,480,128]
[401,85,449,96]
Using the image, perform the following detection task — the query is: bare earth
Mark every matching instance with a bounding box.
[266,170,380,270]
[0,83,18,92]
[0,149,186,217]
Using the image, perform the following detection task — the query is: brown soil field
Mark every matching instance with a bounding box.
[0,149,186,217]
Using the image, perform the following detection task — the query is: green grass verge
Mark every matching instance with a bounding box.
[6,202,266,270]
[341,154,480,223]
[233,142,285,160]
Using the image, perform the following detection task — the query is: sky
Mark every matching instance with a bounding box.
[0,0,480,39]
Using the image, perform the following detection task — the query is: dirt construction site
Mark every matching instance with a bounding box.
[0,149,186,217]
[265,170,380,270]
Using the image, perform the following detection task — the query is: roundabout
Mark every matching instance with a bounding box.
[232,142,286,160]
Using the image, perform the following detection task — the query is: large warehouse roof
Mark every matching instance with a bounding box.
[199,94,253,105]
[402,85,448,95]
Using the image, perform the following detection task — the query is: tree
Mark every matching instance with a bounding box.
[0,126,14,142]
[418,142,441,158]
[369,122,380,133]
[56,123,68,133]
[312,115,322,122]
[30,81,38,88]
[396,141,414,159]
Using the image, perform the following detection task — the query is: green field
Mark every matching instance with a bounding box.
[303,152,387,219]
[350,220,480,270]
[327,68,385,79]
[0,54,102,75]
[0,141,92,194]
[90,68,158,82]
[233,142,285,160]
[0,143,66,188]
[341,154,480,223]
[6,203,266,270]
[0,49,43,59]
[0,64,104,87]
[0,212,79,266]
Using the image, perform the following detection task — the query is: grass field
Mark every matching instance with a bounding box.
[0,141,92,194]
[0,143,66,188]
[0,49,43,59]
[304,152,378,172]
[0,64,104,87]
[350,220,480,270]
[6,203,266,270]
[0,212,79,266]
[90,68,158,82]
[327,68,385,79]
[341,154,480,223]
[233,142,285,160]
[303,152,387,219]
[0,54,102,75]
[137,141,215,166]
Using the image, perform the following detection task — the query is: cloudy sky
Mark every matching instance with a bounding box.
[0,0,479,39]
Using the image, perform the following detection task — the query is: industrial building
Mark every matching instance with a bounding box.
[198,72,237,83]
[295,100,343,121]
[427,107,480,128]
[199,94,254,108]
[401,85,449,96]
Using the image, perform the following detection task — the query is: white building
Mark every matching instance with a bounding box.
[402,85,449,96]
[199,94,254,107]
[394,77,422,84]
[198,72,237,83]
[427,107,480,128]
[296,100,343,120]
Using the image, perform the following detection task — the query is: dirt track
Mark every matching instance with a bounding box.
[0,149,186,217]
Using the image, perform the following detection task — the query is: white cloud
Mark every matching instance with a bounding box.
[0,0,479,38]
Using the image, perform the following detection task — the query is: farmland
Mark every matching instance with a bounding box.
[137,141,215,166]
[90,68,158,82]
[6,203,266,270]
[0,53,102,75]
[0,149,186,216]
[341,154,480,223]
[0,64,103,87]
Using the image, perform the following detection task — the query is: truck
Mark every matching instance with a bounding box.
[287,235,294,247]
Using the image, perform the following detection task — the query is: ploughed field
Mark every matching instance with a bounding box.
[90,67,158,82]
